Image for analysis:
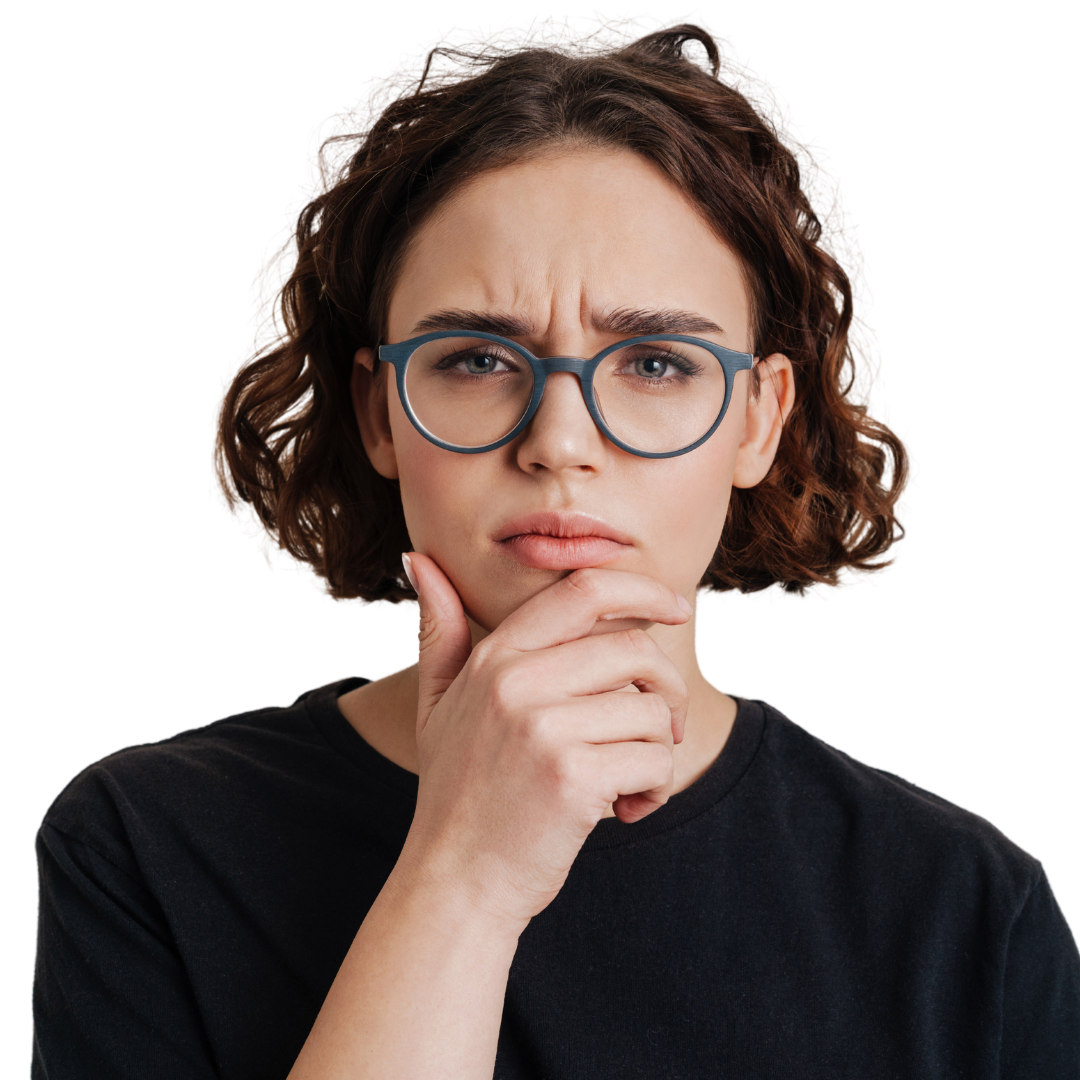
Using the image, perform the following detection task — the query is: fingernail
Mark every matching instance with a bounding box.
[402,553,419,594]
[677,593,693,615]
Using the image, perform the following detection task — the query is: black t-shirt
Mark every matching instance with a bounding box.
[33,679,1080,1078]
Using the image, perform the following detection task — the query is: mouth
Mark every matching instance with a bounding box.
[494,533,630,574]
[493,511,633,546]
[492,511,634,570]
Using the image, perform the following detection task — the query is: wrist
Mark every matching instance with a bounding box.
[387,835,532,946]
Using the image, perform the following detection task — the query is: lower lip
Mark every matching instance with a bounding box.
[498,534,631,570]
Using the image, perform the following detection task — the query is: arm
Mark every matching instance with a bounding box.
[287,851,522,1079]
[33,823,220,1080]
[999,869,1080,1077]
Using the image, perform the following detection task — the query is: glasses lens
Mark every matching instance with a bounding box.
[402,336,729,454]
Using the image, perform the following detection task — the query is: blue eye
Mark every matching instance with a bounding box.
[464,353,501,374]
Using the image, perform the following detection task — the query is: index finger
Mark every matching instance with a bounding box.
[492,568,692,654]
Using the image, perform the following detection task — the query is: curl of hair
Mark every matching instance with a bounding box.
[217,25,907,601]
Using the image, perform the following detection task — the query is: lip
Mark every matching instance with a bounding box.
[493,511,633,545]
[500,534,629,570]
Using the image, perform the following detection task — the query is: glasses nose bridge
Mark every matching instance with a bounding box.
[532,354,596,413]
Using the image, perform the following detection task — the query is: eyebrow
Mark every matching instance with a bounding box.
[411,307,723,337]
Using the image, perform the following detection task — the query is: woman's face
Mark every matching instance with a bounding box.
[356,147,781,632]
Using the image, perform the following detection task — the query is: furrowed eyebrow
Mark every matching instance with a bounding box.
[409,306,723,338]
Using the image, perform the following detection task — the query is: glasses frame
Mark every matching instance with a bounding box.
[377,330,756,459]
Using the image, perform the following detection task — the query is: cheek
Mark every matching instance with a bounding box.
[386,381,440,547]
[644,366,744,512]
[388,401,493,562]
[396,453,441,547]
[642,431,738,575]
[388,375,442,468]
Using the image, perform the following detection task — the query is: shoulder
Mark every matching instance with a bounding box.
[749,701,1042,910]
[40,678,370,868]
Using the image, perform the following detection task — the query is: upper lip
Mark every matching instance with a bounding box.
[493,511,633,545]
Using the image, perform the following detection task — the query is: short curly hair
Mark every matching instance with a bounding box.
[217,25,907,602]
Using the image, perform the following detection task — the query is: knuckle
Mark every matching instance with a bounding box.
[487,664,523,713]
[517,706,553,746]
[652,577,675,605]
[469,639,492,667]
[646,692,672,725]
[651,743,675,783]
[547,746,583,796]
[564,567,606,601]
[469,637,499,670]
[618,627,655,656]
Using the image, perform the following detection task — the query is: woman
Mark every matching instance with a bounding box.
[33,25,1079,1079]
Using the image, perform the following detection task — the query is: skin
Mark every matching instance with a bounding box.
[344,148,793,802]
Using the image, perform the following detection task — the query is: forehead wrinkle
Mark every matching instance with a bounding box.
[397,157,743,345]
[410,303,727,341]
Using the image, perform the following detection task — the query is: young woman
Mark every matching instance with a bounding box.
[33,25,1079,1079]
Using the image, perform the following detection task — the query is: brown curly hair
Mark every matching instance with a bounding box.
[217,25,906,602]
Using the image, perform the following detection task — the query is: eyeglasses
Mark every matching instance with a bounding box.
[377,330,755,459]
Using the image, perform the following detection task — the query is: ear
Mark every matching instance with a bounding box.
[351,348,400,480]
[732,353,795,489]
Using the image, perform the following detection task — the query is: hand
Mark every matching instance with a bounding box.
[397,553,692,931]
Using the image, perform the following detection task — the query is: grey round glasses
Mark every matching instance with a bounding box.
[380,326,760,457]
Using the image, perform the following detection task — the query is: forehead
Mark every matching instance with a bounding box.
[387,147,750,342]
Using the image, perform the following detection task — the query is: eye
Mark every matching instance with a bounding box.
[615,347,701,380]
[432,346,520,376]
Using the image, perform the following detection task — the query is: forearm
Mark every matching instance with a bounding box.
[287,851,523,1080]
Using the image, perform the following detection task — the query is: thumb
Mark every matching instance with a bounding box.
[403,552,473,731]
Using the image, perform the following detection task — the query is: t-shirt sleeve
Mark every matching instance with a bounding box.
[999,868,1080,1077]
[33,822,221,1080]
